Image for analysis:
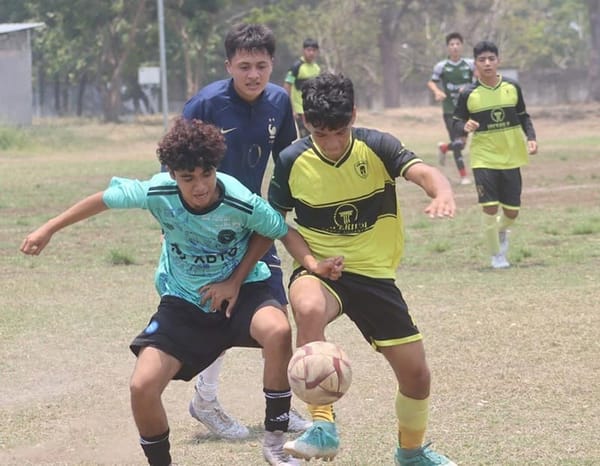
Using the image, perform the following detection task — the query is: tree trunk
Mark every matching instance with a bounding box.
[102,0,148,122]
[588,0,600,101]
[77,73,87,117]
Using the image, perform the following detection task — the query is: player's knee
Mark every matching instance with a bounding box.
[130,375,154,402]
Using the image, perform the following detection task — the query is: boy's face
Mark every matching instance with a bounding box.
[475,51,499,80]
[303,46,319,63]
[447,38,463,60]
[170,166,219,211]
[305,110,356,160]
[226,48,273,103]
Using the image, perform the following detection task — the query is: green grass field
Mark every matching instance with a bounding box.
[1,106,599,465]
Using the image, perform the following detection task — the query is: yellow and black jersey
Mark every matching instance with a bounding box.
[268,127,422,279]
[453,76,536,169]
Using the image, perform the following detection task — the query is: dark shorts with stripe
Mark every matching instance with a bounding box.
[473,167,522,208]
[130,281,280,381]
[290,268,421,349]
[262,243,288,305]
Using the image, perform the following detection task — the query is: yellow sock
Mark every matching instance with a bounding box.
[498,213,515,232]
[307,403,335,422]
[396,391,429,449]
[483,212,500,255]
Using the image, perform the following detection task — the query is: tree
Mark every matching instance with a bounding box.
[587,0,600,100]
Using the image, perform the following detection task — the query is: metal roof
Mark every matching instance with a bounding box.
[0,23,44,34]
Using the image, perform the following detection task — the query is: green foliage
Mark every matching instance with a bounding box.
[0,126,28,150]
[3,0,595,113]
[108,249,136,265]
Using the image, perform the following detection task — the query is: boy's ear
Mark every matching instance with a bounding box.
[168,169,176,180]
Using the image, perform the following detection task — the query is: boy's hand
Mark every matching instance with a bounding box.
[528,140,538,155]
[200,279,241,318]
[464,119,480,133]
[20,227,53,255]
[311,256,344,280]
[424,192,456,219]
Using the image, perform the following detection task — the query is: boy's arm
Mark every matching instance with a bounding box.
[404,163,456,219]
[279,213,344,281]
[200,233,275,317]
[20,192,108,255]
[427,80,446,101]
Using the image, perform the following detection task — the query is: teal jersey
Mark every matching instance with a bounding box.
[102,172,288,312]
[431,58,475,113]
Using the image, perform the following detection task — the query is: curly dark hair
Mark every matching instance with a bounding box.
[156,117,226,172]
[302,72,354,130]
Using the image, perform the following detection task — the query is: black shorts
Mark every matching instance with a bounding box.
[290,269,422,350]
[473,167,522,209]
[262,244,288,305]
[443,113,466,141]
[130,281,280,381]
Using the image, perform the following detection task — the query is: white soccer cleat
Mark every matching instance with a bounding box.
[288,407,312,432]
[491,252,510,269]
[263,431,302,466]
[189,390,249,439]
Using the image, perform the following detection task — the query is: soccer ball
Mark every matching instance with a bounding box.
[287,341,352,405]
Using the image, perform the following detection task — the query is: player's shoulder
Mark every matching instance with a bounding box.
[264,82,290,100]
[279,137,312,164]
[217,172,253,198]
[500,75,521,88]
[184,79,230,107]
[262,82,293,109]
[353,126,400,148]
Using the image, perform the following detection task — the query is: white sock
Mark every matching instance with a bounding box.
[195,353,225,401]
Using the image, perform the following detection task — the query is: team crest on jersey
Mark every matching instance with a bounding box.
[218,229,236,244]
[490,108,505,123]
[354,161,368,178]
[333,204,368,233]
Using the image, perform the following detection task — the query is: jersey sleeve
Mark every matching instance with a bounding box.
[452,86,473,133]
[268,145,296,212]
[182,93,208,120]
[271,97,298,163]
[102,176,150,209]
[244,194,289,239]
[430,60,445,82]
[514,81,536,140]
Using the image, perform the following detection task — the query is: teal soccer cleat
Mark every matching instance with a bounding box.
[284,420,339,461]
[394,443,456,466]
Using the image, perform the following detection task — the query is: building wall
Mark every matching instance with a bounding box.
[0,29,34,125]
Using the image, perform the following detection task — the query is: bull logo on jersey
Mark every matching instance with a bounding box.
[354,161,368,178]
[490,108,505,123]
[333,204,368,233]
[218,229,236,244]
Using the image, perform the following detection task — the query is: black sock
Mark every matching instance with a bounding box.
[140,428,171,466]
[264,388,292,432]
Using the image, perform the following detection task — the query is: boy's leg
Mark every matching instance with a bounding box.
[284,273,340,461]
[381,342,456,466]
[189,352,250,439]
[130,346,181,466]
[249,304,301,466]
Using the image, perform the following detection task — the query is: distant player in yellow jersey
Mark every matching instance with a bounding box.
[284,38,321,137]
[269,72,457,466]
[453,41,538,269]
